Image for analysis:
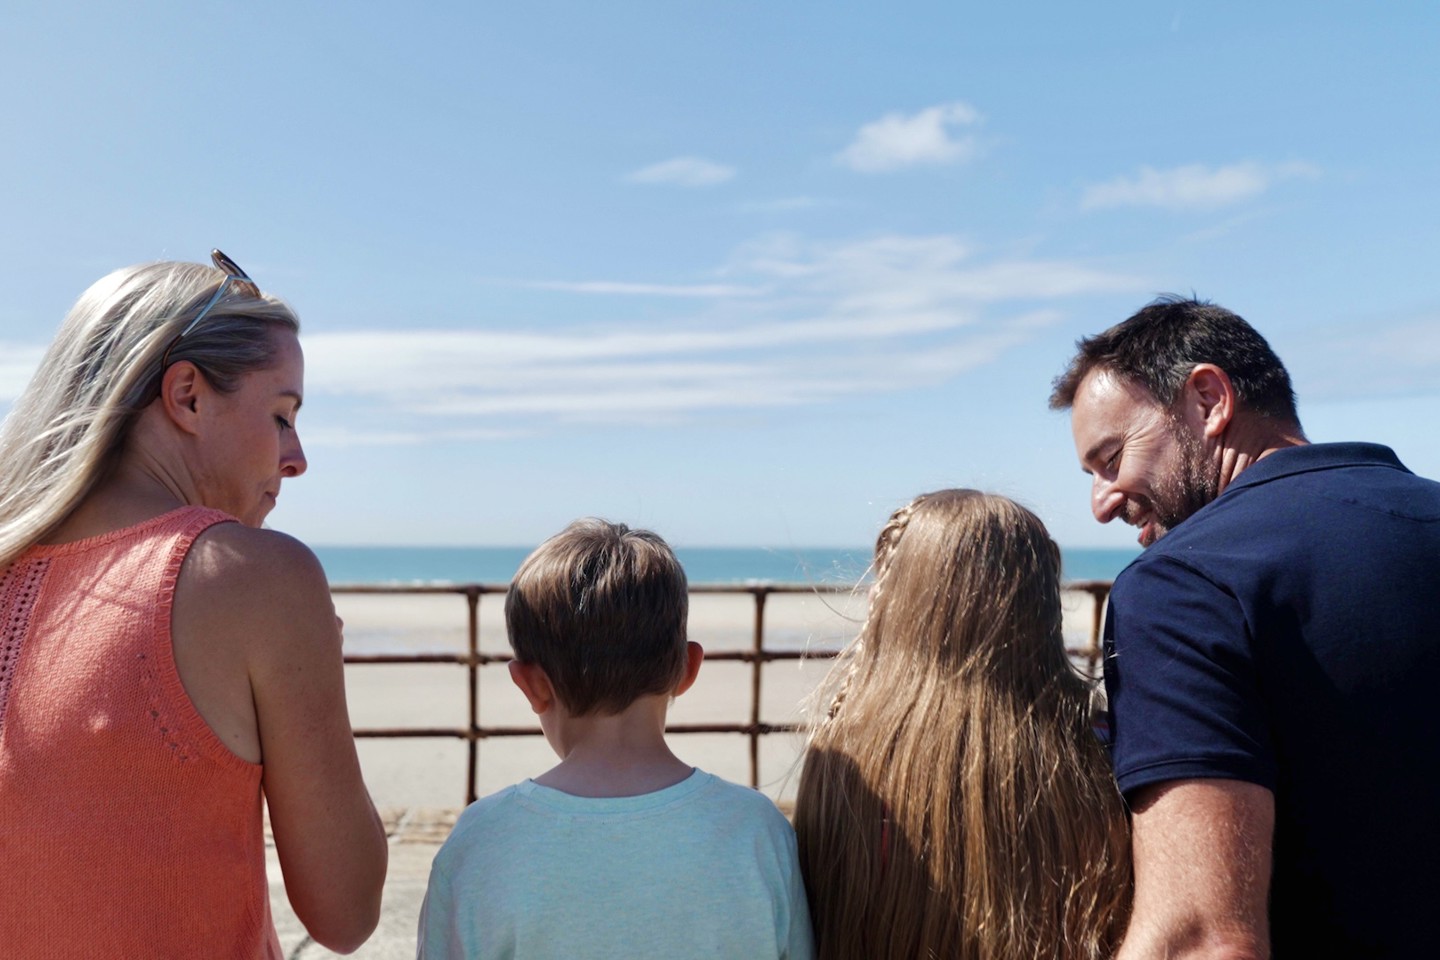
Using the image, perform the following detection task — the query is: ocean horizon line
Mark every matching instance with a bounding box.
[313,544,1141,586]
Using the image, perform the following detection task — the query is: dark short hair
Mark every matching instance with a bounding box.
[1049,295,1299,424]
[505,519,689,716]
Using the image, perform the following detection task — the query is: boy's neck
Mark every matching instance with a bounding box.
[534,694,693,798]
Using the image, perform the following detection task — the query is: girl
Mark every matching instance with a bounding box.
[794,489,1130,960]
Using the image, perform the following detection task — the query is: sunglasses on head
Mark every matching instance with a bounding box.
[160,249,260,368]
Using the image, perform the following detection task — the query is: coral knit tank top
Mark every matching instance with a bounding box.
[0,507,282,959]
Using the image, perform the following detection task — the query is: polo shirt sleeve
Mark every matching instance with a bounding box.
[1104,555,1276,800]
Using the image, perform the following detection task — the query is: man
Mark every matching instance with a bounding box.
[1050,296,1440,958]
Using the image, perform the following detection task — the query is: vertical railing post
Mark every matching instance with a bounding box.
[749,587,768,788]
[1087,584,1108,678]
[466,586,480,805]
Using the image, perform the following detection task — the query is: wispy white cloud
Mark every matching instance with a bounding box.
[0,239,1145,445]
[836,102,983,173]
[730,233,1139,305]
[521,280,762,298]
[1289,313,1440,402]
[304,308,993,393]
[306,324,1041,427]
[293,233,1143,441]
[300,426,524,447]
[1081,160,1320,211]
[1178,210,1266,244]
[626,156,736,187]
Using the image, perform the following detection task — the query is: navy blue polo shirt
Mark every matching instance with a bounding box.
[1103,443,1440,956]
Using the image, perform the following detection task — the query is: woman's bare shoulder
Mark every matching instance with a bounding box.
[185,523,328,591]
[180,524,334,640]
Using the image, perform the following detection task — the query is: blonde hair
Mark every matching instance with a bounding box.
[794,489,1131,960]
[505,518,689,716]
[0,259,300,569]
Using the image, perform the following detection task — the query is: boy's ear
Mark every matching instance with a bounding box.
[158,361,207,436]
[508,660,556,715]
[673,641,704,697]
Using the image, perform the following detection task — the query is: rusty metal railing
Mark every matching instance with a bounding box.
[338,580,1112,805]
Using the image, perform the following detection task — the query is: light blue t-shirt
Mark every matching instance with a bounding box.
[417,769,814,960]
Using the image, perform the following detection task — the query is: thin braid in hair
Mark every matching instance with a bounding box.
[822,497,920,724]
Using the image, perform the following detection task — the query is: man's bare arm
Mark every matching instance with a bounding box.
[1117,778,1273,960]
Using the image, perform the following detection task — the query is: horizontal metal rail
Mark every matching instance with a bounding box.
[336,580,1112,804]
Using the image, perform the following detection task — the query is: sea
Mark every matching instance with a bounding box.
[312,545,1139,586]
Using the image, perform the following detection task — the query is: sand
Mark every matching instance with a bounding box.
[333,584,1108,810]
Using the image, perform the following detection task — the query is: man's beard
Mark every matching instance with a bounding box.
[1128,418,1219,546]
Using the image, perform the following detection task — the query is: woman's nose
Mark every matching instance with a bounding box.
[282,434,307,478]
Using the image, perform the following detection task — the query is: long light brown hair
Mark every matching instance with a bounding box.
[794,489,1130,960]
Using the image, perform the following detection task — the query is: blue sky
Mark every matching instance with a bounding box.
[2,2,1437,549]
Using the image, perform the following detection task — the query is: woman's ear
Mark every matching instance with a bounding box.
[673,641,705,698]
[508,660,556,716]
[158,360,207,435]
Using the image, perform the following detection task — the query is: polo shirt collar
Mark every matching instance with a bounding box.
[1225,442,1407,496]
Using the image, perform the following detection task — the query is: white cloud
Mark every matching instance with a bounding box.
[301,426,523,448]
[293,233,1143,438]
[303,310,990,397]
[1288,314,1440,402]
[0,238,1144,443]
[306,324,1037,426]
[1081,161,1320,211]
[836,102,983,173]
[626,156,736,187]
[731,233,1139,307]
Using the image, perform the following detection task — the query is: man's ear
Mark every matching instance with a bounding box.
[673,641,704,698]
[1181,363,1235,439]
[508,660,556,716]
[158,361,207,436]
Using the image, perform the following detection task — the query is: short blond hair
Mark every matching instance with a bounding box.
[505,519,689,716]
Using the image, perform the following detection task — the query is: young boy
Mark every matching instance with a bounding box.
[417,519,814,960]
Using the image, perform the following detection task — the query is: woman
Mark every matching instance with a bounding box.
[794,489,1130,960]
[0,252,387,957]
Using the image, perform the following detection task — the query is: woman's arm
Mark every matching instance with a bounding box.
[181,525,388,953]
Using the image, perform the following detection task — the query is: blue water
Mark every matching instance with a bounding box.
[312,545,1138,586]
